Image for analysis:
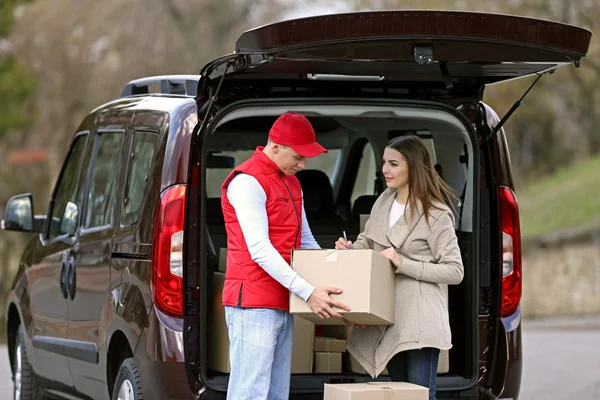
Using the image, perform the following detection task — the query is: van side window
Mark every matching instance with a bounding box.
[121,131,158,226]
[350,142,376,205]
[47,134,89,240]
[84,132,124,229]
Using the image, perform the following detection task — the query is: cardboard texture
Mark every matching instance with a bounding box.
[314,337,347,353]
[290,249,396,325]
[324,382,428,400]
[208,272,315,373]
[314,352,342,373]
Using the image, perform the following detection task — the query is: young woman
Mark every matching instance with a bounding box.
[335,135,464,400]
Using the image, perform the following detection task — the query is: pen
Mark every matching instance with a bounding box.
[343,231,349,248]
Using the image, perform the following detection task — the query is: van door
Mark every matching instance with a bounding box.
[27,133,89,394]
[67,130,126,399]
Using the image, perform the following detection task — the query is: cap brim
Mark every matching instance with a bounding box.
[289,141,328,158]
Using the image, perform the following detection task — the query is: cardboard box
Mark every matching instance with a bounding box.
[314,352,342,373]
[208,272,315,373]
[324,382,428,400]
[208,272,231,373]
[290,249,395,325]
[314,337,346,353]
[292,317,316,374]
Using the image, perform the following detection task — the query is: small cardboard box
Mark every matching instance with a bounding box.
[208,272,315,373]
[324,382,428,400]
[314,337,346,353]
[292,317,316,373]
[290,249,395,325]
[314,352,342,373]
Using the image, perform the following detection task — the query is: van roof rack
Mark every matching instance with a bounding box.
[120,75,200,98]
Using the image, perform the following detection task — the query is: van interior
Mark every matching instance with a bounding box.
[198,102,480,394]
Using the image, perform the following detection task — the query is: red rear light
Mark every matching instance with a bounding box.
[498,186,522,318]
[152,184,186,318]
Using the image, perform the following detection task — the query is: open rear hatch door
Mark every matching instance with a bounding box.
[184,10,591,397]
[197,10,591,103]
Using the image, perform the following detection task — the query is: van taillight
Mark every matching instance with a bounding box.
[499,186,522,318]
[152,184,186,318]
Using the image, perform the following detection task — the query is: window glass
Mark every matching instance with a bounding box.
[121,132,158,226]
[47,135,88,239]
[84,132,124,228]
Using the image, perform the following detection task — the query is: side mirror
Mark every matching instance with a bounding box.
[60,201,79,237]
[2,194,35,233]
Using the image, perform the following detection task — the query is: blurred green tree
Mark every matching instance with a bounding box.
[0,0,38,138]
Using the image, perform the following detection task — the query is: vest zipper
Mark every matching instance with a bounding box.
[280,174,301,249]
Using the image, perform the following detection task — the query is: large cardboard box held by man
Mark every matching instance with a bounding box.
[208,272,315,373]
[324,382,428,400]
[290,249,395,325]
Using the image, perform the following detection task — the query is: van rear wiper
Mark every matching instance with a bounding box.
[483,72,546,143]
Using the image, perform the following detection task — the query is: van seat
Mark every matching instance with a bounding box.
[352,195,377,219]
[295,170,337,221]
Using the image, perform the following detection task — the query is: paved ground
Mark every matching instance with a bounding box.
[0,316,598,399]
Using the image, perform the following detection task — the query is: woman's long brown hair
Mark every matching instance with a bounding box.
[386,135,456,224]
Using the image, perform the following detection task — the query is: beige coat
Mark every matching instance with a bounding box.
[346,188,464,378]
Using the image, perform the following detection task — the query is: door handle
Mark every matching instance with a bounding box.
[59,258,68,299]
[66,258,76,300]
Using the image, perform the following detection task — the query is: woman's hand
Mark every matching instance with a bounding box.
[335,237,353,250]
[380,247,402,267]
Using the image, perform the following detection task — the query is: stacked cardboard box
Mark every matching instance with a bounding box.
[313,337,346,373]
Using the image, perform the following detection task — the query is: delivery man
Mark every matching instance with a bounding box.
[221,112,350,400]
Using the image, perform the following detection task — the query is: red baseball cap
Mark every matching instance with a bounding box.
[268,112,328,158]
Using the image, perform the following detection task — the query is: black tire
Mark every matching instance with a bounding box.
[111,358,144,400]
[13,325,44,400]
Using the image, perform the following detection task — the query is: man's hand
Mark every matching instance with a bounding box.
[307,286,351,319]
[380,247,402,267]
[335,237,353,250]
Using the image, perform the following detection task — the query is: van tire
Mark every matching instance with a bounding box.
[14,325,44,400]
[112,358,144,400]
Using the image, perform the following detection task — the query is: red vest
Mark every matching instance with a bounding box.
[221,148,303,311]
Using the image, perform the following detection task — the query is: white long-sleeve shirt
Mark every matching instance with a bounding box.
[226,173,320,301]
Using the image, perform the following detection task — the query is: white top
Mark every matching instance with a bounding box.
[226,173,320,302]
[389,200,406,228]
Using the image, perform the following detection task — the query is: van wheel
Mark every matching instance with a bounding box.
[13,325,44,400]
[112,358,144,400]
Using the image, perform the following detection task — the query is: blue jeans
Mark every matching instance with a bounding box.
[224,306,294,400]
[386,348,440,400]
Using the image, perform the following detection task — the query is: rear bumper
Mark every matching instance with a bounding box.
[500,308,523,399]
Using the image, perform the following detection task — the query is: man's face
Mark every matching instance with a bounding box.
[273,144,306,175]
